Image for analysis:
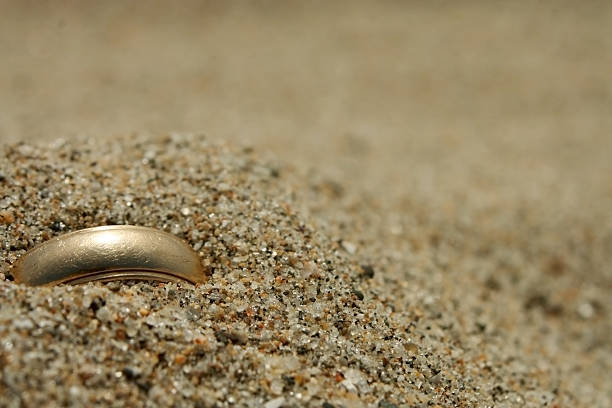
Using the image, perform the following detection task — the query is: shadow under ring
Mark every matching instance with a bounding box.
[11,225,206,286]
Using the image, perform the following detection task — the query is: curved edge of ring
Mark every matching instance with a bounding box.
[64,269,196,285]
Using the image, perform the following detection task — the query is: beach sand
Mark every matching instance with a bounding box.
[1,2,611,407]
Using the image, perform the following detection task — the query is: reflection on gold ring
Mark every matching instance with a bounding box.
[12,225,206,286]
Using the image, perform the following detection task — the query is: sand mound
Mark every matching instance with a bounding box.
[0,134,609,407]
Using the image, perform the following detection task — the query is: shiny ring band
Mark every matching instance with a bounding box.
[12,225,206,286]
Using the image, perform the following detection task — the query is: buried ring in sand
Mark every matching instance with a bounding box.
[11,225,206,286]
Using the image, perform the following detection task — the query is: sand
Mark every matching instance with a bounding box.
[1,2,611,407]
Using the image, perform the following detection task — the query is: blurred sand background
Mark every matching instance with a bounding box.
[1,1,611,406]
[1,1,611,206]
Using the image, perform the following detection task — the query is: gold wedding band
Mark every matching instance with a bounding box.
[12,225,206,286]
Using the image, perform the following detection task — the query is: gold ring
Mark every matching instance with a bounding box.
[12,225,206,286]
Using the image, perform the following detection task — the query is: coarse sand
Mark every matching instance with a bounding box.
[1,134,610,407]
